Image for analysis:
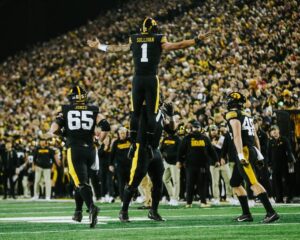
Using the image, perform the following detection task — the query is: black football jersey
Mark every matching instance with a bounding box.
[130,33,167,76]
[225,110,255,147]
[56,104,99,146]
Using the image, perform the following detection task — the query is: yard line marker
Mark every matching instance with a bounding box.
[0,222,300,235]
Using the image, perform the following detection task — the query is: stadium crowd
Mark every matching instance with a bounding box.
[0,0,299,203]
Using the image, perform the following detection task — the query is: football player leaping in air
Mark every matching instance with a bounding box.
[87,17,213,160]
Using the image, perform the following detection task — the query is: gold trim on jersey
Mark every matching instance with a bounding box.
[242,146,258,185]
[117,142,131,149]
[67,148,80,187]
[155,76,160,113]
[164,140,175,145]
[129,143,140,185]
[161,36,167,43]
[76,86,81,98]
[226,111,238,120]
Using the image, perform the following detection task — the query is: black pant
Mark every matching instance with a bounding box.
[3,171,15,198]
[67,145,95,209]
[117,165,131,201]
[130,75,159,145]
[122,145,164,211]
[89,169,101,199]
[186,166,208,204]
[99,163,114,197]
[272,168,293,202]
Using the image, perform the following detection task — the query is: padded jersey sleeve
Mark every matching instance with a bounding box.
[225,111,239,121]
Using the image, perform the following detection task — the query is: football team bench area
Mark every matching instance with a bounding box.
[0,200,299,240]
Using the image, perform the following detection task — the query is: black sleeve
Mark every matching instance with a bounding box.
[267,139,272,167]
[33,149,38,164]
[55,111,65,128]
[221,134,230,159]
[177,136,188,163]
[206,137,219,164]
[283,137,295,163]
[109,140,117,166]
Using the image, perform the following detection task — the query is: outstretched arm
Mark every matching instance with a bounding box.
[161,31,213,51]
[87,38,130,53]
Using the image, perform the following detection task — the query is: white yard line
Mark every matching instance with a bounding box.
[0,222,300,235]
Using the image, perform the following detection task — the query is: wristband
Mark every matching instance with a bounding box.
[98,44,108,52]
[238,153,245,161]
[194,37,204,47]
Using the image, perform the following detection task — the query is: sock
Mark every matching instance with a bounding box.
[74,188,84,211]
[237,195,250,215]
[257,192,275,214]
[122,187,134,212]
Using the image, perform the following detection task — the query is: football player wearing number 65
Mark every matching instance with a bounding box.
[48,85,111,228]
[225,92,279,224]
[87,17,213,161]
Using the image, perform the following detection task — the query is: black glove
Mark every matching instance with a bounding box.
[255,159,264,169]
[98,119,111,131]
[162,103,174,116]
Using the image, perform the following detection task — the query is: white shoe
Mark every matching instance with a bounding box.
[269,197,275,204]
[228,198,239,206]
[107,196,114,203]
[100,197,107,203]
[31,196,38,201]
[45,197,51,201]
[136,196,144,204]
[211,199,220,206]
[200,202,211,208]
[161,196,168,204]
[248,199,255,207]
[169,199,179,206]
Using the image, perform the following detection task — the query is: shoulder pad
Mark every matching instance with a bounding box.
[225,111,238,121]
[241,111,251,117]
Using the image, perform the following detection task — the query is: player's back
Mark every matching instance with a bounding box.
[226,110,255,147]
[61,104,99,146]
[130,33,166,76]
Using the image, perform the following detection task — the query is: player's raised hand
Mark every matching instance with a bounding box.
[87,38,100,49]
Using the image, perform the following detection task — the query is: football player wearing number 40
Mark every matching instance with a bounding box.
[87,17,215,162]
[225,92,279,224]
[47,86,111,228]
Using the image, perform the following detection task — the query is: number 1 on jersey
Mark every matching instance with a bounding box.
[141,43,148,62]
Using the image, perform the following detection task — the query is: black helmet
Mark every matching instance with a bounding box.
[68,86,87,104]
[226,92,246,110]
[141,17,158,34]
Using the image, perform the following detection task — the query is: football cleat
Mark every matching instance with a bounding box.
[148,209,165,221]
[72,210,83,222]
[119,210,130,222]
[89,205,99,228]
[137,205,151,210]
[185,204,192,208]
[234,214,253,222]
[262,212,280,223]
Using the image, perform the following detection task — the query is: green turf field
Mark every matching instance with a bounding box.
[0,200,299,240]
